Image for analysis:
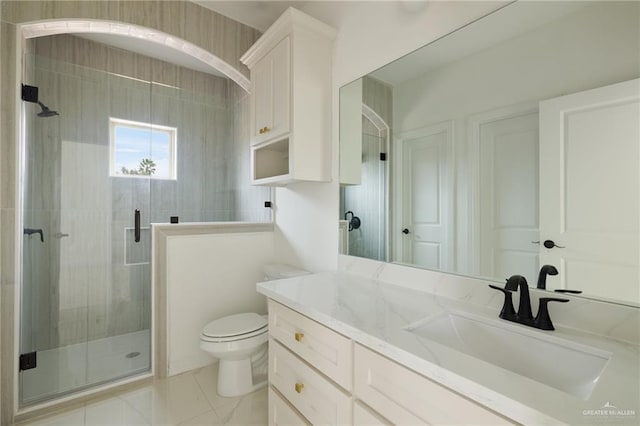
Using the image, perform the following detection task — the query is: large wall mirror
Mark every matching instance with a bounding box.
[339,1,639,306]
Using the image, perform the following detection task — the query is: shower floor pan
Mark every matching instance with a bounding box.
[21,329,150,404]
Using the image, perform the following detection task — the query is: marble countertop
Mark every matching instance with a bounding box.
[257,272,640,426]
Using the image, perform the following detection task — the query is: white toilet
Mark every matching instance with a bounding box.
[199,264,308,397]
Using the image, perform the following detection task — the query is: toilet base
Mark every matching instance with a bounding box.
[217,358,267,397]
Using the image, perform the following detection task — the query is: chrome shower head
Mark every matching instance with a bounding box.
[37,101,59,118]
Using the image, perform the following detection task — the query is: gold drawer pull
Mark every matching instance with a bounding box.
[295,382,304,393]
[294,332,304,342]
[263,126,270,133]
[259,127,264,134]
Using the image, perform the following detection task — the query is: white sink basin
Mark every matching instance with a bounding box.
[404,312,610,400]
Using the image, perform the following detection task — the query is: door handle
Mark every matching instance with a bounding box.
[134,209,140,243]
[532,240,565,249]
[402,228,410,235]
[543,239,564,249]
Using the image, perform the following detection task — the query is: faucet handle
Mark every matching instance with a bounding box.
[534,297,569,330]
[488,285,516,319]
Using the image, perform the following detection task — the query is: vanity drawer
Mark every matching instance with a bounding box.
[269,338,352,425]
[354,400,392,425]
[354,344,513,425]
[268,300,352,390]
[268,386,310,426]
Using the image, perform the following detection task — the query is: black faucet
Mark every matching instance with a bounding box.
[505,275,533,321]
[489,275,569,330]
[536,265,583,294]
[536,265,558,289]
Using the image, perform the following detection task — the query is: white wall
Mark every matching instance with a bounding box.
[273,1,508,272]
[166,231,274,375]
[394,2,640,129]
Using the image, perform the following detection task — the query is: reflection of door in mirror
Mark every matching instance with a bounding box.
[540,79,640,304]
[396,122,453,270]
[471,106,539,285]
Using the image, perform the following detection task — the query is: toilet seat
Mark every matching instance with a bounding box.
[201,313,268,342]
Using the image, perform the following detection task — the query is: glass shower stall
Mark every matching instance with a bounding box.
[18,28,271,404]
[19,39,154,404]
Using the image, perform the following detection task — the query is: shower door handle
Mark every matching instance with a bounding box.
[134,209,141,243]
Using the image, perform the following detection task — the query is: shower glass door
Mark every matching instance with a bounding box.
[19,35,152,404]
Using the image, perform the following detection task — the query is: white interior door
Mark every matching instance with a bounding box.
[478,111,539,284]
[399,122,453,270]
[539,78,639,303]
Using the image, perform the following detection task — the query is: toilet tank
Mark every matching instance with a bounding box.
[263,264,309,281]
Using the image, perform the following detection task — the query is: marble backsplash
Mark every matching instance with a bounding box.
[338,254,640,345]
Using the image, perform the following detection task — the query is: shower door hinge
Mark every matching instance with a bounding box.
[19,352,37,371]
[380,152,387,161]
[21,84,39,103]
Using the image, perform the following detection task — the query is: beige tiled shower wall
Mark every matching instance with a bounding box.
[24,36,267,348]
[0,2,262,423]
[362,76,393,128]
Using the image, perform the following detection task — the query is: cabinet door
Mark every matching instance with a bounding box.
[354,401,391,425]
[354,344,513,425]
[269,387,310,425]
[268,300,352,390]
[251,37,290,146]
[269,339,352,425]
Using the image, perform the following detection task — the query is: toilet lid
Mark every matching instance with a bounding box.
[202,313,267,338]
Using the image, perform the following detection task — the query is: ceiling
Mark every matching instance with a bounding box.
[193,1,434,33]
[193,1,302,32]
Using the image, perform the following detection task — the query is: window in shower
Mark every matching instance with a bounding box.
[109,118,177,180]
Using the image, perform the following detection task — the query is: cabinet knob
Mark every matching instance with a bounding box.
[294,332,304,342]
[263,126,270,133]
[259,127,264,134]
[295,382,304,393]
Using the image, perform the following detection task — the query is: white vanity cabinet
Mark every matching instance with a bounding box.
[268,387,310,425]
[267,300,352,425]
[353,401,391,426]
[266,299,517,425]
[240,8,336,186]
[354,344,514,425]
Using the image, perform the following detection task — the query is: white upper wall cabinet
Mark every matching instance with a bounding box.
[251,36,290,146]
[241,8,336,186]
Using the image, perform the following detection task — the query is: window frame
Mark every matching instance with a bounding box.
[109,117,178,180]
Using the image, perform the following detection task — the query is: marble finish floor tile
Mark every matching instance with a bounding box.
[16,365,268,426]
